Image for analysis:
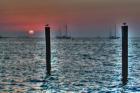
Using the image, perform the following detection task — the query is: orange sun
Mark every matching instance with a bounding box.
[28,30,35,35]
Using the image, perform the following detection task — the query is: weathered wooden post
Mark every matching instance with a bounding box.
[45,24,51,75]
[122,23,128,85]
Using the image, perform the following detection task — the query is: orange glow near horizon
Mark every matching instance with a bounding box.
[28,30,35,35]
[1,0,140,35]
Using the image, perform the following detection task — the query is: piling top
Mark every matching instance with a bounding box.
[45,24,49,27]
[123,23,127,26]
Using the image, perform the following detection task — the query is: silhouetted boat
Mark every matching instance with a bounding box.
[56,36,71,39]
[109,24,120,39]
[56,24,72,39]
[109,36,120,39]
[0,35,3,38]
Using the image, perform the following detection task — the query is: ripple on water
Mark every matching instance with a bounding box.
[1,38,140,92]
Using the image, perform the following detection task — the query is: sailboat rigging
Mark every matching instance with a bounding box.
[56,24,72,39]
[109,24,120,39]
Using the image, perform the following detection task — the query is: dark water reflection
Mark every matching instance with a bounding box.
[0,38,46,93]
[0,38,140,93]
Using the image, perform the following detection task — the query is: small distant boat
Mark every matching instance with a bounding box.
[56,36,71,39]
[109,36,120,39]
[109,24,120,39]
[56,24,72,39]
[0,35,3,38]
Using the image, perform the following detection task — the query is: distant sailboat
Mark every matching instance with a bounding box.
[56,24,72,39]
[0,35,3,38]
[109,24,120,39]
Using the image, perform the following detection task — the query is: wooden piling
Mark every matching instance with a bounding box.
[45,24,51,75]
[121,23,128,85]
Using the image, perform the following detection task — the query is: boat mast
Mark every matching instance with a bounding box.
[65,24,68,37]
[58,26,61,37]
[115,24,117,38]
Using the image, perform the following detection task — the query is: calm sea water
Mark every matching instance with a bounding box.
[0,38,140,93]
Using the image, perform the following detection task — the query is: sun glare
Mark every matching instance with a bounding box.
[28,30,35,35]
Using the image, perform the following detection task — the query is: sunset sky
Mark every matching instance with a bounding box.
[0,0,140,37]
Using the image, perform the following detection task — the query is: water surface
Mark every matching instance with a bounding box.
[0,38,140,93]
